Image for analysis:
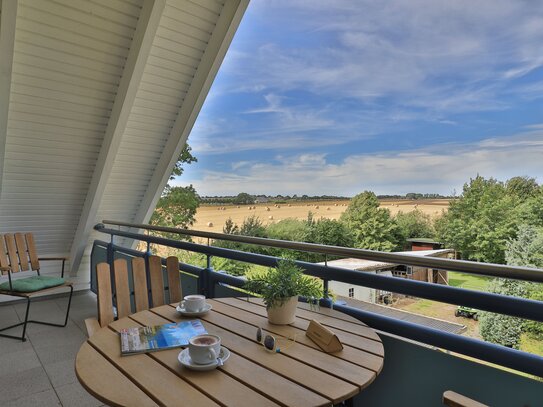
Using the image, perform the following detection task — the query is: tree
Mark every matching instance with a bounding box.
[149,143,199,238]
[504,225,543,338]
[223,217,239,235]
[266,218,308,241]
[233,192,255,205]
[340,191,398,251]
[515,188,543,228]
[170,143,197,180]
[394,210,435,249]
[239,215,267,238]
[436,175,519,263]
[479,277,527,349]
[505,176,539,201]
[150,185,200,238]
[308,218,354,248]
[505,225,543,268]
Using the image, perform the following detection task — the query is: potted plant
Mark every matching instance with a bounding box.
[244,259,323,325]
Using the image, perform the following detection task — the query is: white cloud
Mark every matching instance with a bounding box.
[226,0,543,114]
[183,127,543,196]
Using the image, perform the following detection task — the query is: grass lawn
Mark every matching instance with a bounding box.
[521,333,543,357]
[448,271,492,291]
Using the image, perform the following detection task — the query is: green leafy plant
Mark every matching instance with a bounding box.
[244,260,323,309]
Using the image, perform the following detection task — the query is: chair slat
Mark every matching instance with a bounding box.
[14,233,30,271]
[113,259,131,319]
[132,257,149,312]
[0,236,10,274]
[25,233,40,271]
[166,256,182,303]
[96,263,115,327]
[5,234,20,273]
[149,255,165,307]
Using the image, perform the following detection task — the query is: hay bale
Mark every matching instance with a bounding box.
[268,215,274,220]
[315,206,319,209]
[327,207,330,210]
[288,204,291,207]
[266,207,270,211]
[207,222,213,227]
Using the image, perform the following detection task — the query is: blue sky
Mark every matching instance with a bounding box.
[179,0,543,196]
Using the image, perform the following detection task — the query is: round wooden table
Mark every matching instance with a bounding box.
[76,297,384,407]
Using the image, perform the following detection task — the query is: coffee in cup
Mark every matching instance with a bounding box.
[180,295,206,312]
[188,334,221,364]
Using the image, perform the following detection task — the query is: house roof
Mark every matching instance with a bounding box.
[0,0,248,282]
[320,249,454,272]
[406,238,442,244]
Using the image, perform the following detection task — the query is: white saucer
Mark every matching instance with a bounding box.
[176,303,212,316]
[178,347,230,371]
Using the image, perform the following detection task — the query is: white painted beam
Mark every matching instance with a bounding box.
[69,0,166,275]
[132,0,250,232]
[0,0,18,200]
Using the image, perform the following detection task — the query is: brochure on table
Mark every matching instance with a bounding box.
[120,319,207,356]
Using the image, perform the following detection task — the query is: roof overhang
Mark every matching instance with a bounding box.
[0,0,249,285]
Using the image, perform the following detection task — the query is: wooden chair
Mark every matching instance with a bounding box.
[443,390,489,407]
[85,255,182,337]
[0,232,73,342]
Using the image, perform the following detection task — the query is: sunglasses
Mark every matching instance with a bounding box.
[256,327,296,353]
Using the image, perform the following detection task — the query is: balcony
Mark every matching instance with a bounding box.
[0,1,542,405]
[0,220,542,405]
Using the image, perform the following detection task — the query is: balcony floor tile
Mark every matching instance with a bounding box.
[0,291,102,406]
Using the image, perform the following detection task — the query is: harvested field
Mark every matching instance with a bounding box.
[193,199,450,233]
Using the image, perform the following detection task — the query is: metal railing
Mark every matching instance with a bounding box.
[94,221,543,377]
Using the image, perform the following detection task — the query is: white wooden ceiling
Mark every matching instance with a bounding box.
[0,0,248,285]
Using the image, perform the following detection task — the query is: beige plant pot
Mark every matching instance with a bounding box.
[267,296,298,325]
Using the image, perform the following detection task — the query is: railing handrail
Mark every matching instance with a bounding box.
[100,219,543,283]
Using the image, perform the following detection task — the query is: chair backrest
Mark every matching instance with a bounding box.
[0,233,40,274]
[96,255,182,327]
[148,255,183,306]
[443,390,488,407]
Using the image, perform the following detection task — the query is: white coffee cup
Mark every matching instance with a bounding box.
[180,294,206,312]
[188,334,221,364]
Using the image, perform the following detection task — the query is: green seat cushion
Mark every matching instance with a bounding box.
[0,276,65,293]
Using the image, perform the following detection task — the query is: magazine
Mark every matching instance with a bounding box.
[120,319,207,355]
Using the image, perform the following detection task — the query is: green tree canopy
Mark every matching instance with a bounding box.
[340,191,397,251]
[436,175,519,263]
[394,210,435,249]
[505,176,539,201]
[504,224,543,338]
[307,218,354,248]
[266,218,309,243]
[170,143,197,180]
[479,277,528,349]
[150,143,199,238]
[233,192,255,205]
[239,215,267,238]
[150,185,200,238]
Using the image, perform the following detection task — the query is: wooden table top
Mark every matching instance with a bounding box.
[75,297,384,407]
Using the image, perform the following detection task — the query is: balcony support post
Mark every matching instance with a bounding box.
[68,0,166,276]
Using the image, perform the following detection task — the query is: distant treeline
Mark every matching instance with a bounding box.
[378,193,452,200]
[200,192,450,205]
